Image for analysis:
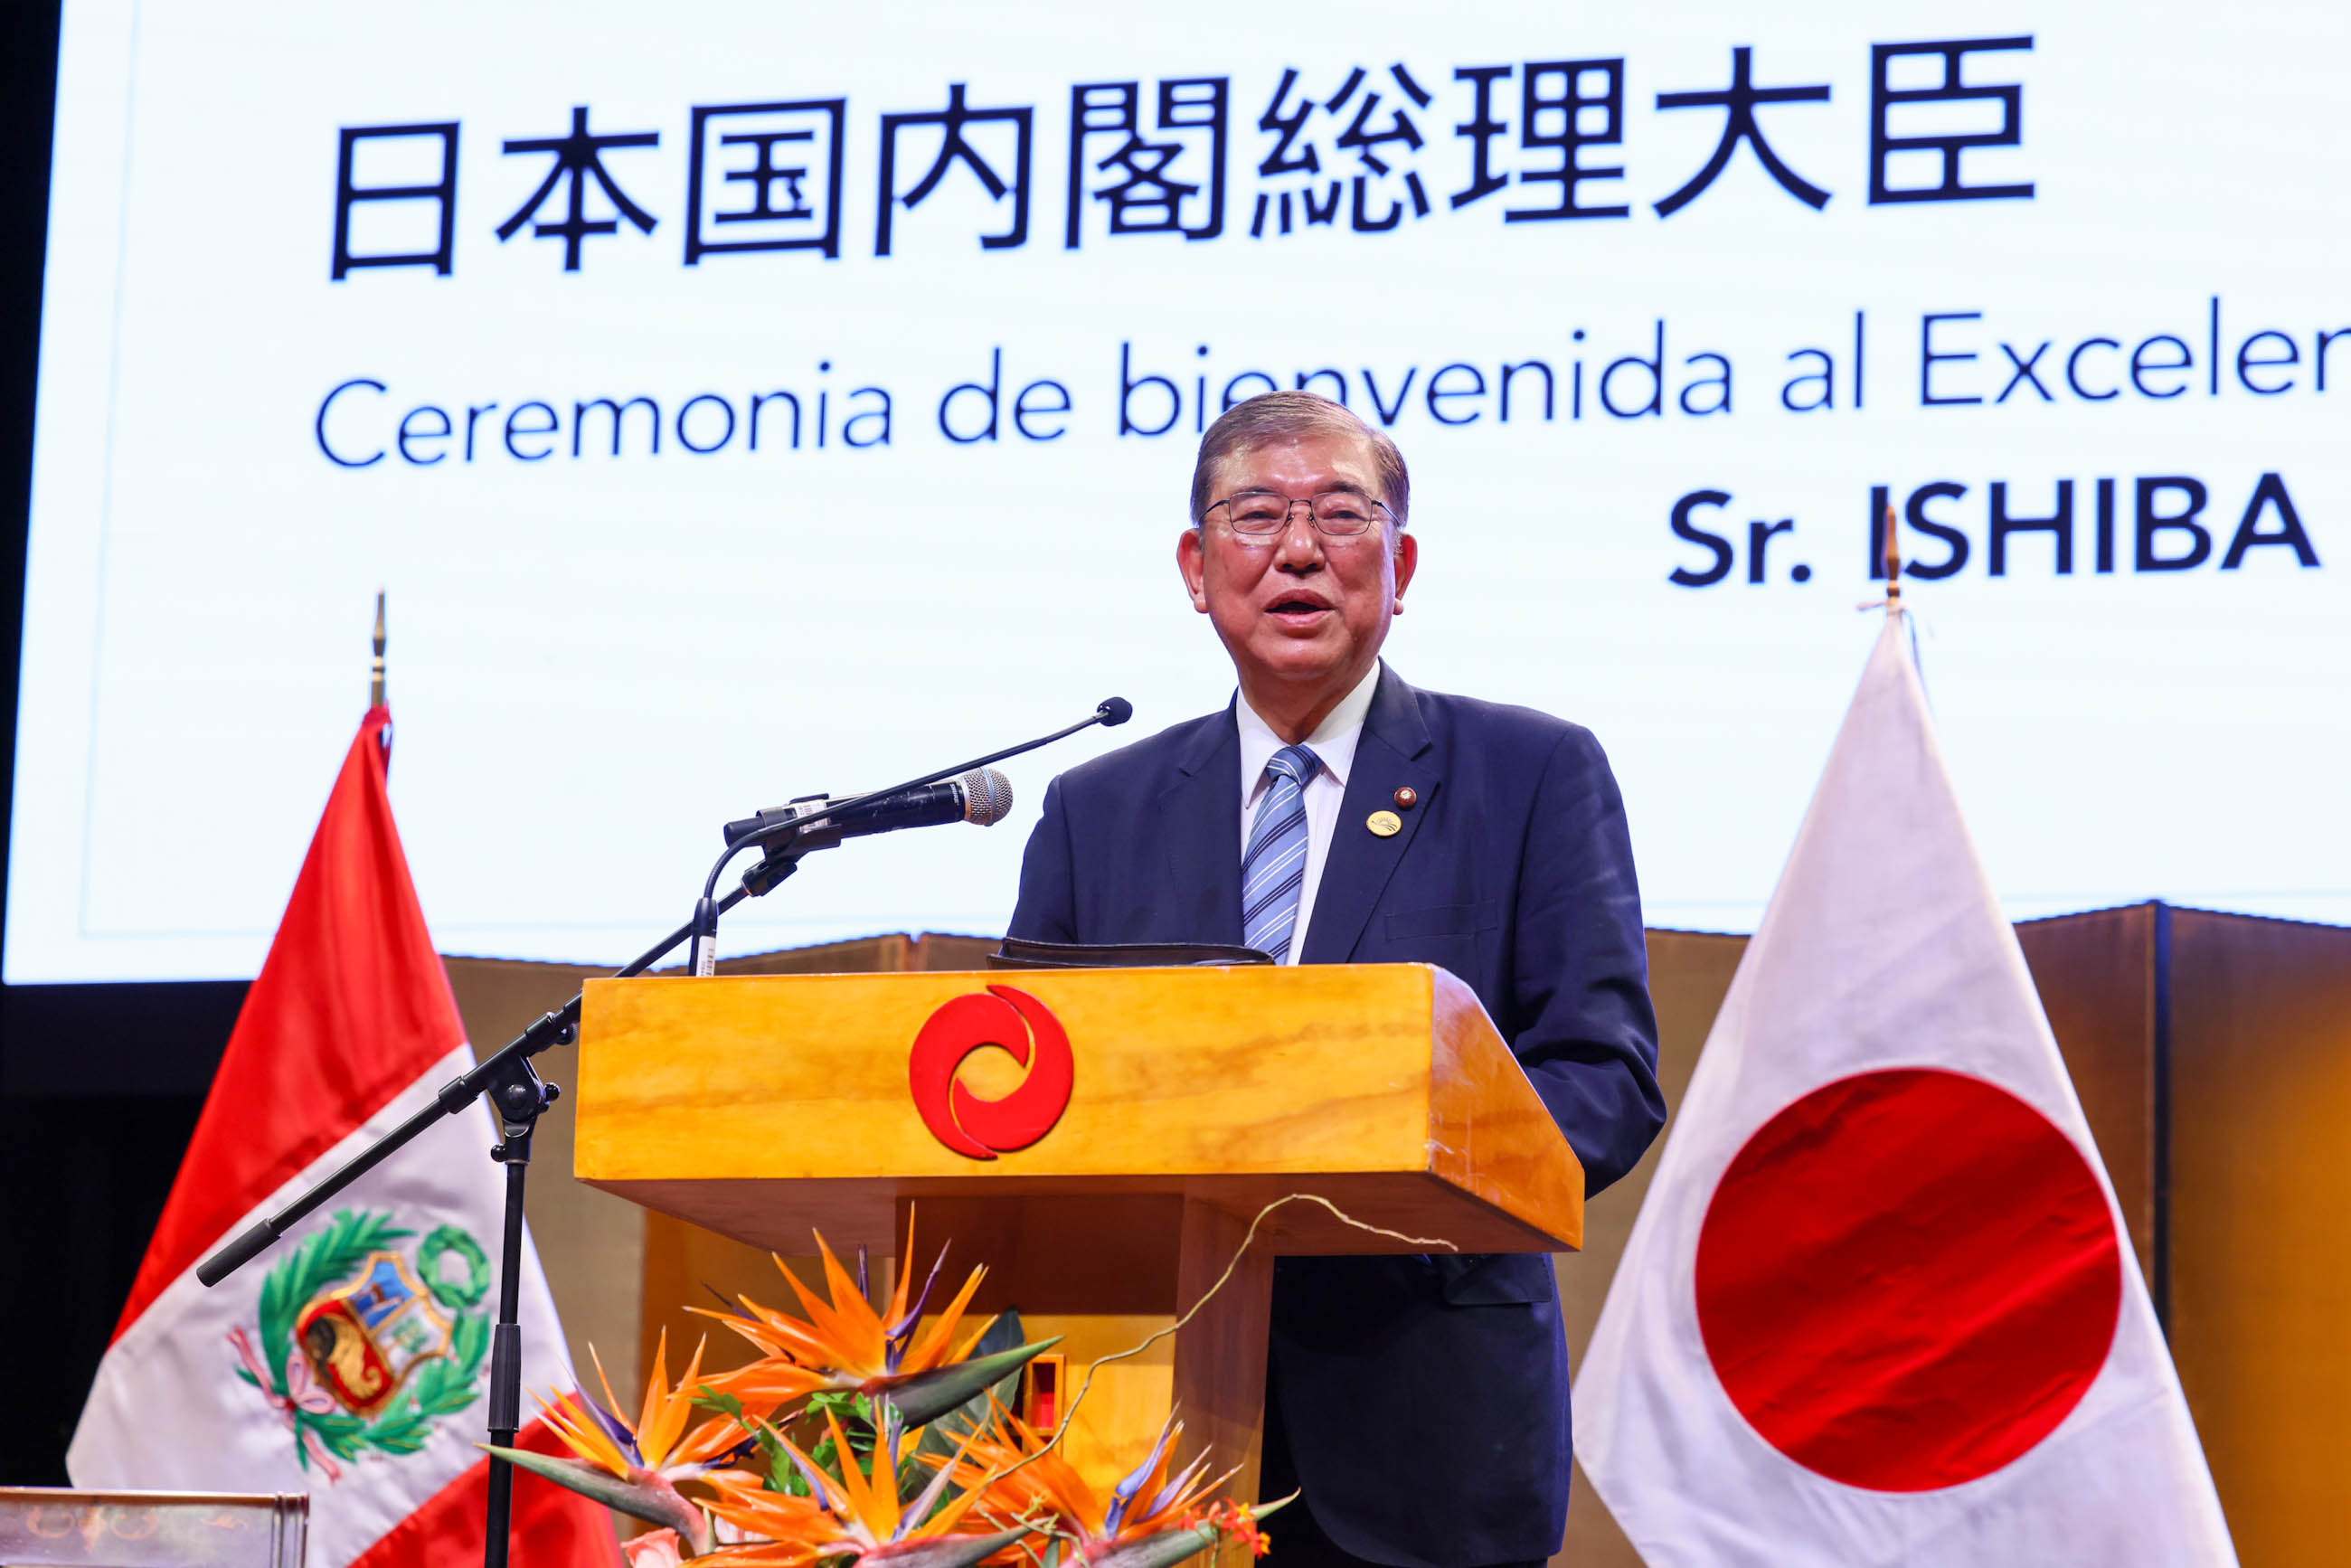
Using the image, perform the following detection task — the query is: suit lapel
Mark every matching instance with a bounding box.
[1299,666,1440,965]
[1156,704,1245,946]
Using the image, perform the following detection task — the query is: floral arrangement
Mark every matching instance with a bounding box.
[486,1213,1286,1567]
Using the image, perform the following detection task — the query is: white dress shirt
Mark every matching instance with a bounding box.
[1235,661,1383,964]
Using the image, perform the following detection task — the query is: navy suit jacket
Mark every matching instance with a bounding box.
[1008,664,1664,1568]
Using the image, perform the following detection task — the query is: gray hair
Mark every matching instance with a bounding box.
[1188,391,1410,527]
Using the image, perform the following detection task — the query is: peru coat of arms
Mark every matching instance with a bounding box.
[230,1208,491,1479]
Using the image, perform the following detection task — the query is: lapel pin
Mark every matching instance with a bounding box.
[1393,786,1418,809]
[1366,809,1402,837]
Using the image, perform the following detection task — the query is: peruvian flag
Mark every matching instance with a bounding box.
[1574,620,2236,1565]
[69,707,615,1568]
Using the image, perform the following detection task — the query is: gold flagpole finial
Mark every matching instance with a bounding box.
[1882,502,1902,617]
[370,590,388,709]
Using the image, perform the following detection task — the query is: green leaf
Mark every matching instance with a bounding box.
[693,1386,746,1422]
[863,1525,1037,1568]
[408,1311,490,1419]
[1084,1500,1292,1568]
[798,1389,883,1489]
[696,1386,801,1496]
[887,1337,1062,1429]
[418,1224,492,1310]
[410,1361,472,1419]
[299,1407,370,1464]
[449,1308,491,1375]
[913,1309,1028,1465]
[1082,1525,1219,1568]
[363,1401,433,1456]
[808,1389,870,1436]
[478,1446,709,1553]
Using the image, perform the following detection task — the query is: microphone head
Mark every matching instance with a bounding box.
[958,768,1015,827]
[1098,696,1134,727]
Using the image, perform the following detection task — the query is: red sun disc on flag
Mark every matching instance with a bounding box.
[1694,1068,2123,1492]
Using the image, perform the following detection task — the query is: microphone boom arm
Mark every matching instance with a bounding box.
[199,696,1135,1288]
[699,697,1133,901]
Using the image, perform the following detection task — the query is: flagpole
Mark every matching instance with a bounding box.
[360,584,528,1554]
[371,591,391,771]
[370,590,386,708]
[1883,501,1902,618]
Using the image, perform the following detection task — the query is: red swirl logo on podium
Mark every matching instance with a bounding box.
[907,984,1074,1159]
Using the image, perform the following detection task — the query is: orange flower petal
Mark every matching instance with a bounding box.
[900,1269,990,1374]
[532,1389,632,1478]
[638,1335,707,1470]
[589,1344,631,1438]
[886,1205,920,1328]
[637,1330,672,1446]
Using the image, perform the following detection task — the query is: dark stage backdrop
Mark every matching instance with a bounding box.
[0,0,71,1488]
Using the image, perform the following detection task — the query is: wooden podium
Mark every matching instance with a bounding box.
[572,962,1583,1518]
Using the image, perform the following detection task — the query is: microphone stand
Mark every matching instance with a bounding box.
[194,699,1131,1568]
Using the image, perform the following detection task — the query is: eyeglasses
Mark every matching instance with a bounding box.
[1203,488,1394,540]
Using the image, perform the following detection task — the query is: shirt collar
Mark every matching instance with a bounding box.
[1237,660,1383,798]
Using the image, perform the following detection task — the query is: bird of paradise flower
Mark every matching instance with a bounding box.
[483,1331,756,1553]
[927,1397,1286,1568]
[694,1213,1058,1428]
[484,1211,1058,1557]
[696,1403,1034,1568]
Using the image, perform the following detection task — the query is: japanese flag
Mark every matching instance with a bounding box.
[1573,619,2235,1566]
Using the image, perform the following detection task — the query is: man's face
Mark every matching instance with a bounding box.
[1176,431,1418,704]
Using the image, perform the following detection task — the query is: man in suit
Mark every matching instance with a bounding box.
[1007,392,1664,1568]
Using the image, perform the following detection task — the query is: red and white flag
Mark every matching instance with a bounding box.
[70,707,615,1568]
[1574,619,2236,1565]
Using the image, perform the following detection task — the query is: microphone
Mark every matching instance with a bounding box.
[688,700,1128,978]
[722,767,1015,849]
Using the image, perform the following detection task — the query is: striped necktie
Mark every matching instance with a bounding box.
[1242,742,1323,962]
